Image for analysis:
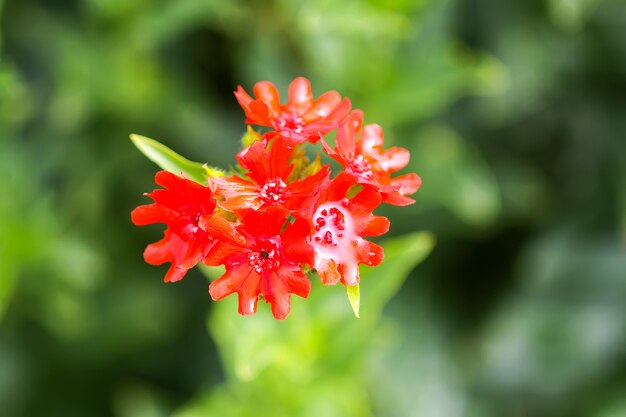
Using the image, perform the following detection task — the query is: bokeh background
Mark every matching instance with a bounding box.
[1,0,625,416]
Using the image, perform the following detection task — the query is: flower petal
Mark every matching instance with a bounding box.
[358,215,390,237]
[268,137,296,180]
[265,268,311,320]
[234,85,254,113]
[246,100,272,125]
[199,215,246,247]
[263,275,290,320]
[209,175,261,212]
[282,216,315,266]
[358,241,384,267]
[237,269,261,316]
[203,241,245,267]
[380,173,422,206]
[349,185,383,216]
[143,231,192,282]
[317,259,341,286]
[287,77,313,108]
[164,265,189,283]
[360,123,384,151]
[380,147,410,172]
[305,90,341,120]
[286,165,330,214]
[381,192,415,206]
[321,138,346,168]
[143,232,180,266]
[280,268,311,299]
[253,81,281,111]
[392,173,422,196]
[324,97,352,123]
[150,171,216,212]
[324,172,358,202]
[209,265,260,316]
[131,203,177,226]
[334,110,362,156]
[237,206,289,237]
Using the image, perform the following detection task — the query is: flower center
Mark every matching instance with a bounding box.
[275,113,305,134]
[247,238,282,272]
[346,154,374,179]
[309,201,360,285]
[259,178,289,205]
[182,208,206,234]
[311,202,351,247]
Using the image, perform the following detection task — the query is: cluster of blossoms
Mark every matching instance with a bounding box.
[131,77,421,319]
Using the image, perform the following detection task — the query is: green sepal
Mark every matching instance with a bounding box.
[241,126,262,147]
[346,284,360,318]
[203,163,225,178]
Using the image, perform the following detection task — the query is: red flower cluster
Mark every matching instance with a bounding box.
[132,77,421,319]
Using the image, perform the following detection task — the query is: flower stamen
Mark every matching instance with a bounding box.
[346,154,374,179]
[275,113,305,134]
[248,238,282,272]
[259,178,289,205]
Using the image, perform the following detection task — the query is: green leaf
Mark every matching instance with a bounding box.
[359,231,435,317]
[206,230,435,384]
[346,284,360,318]
[183,231,435,416]
[130,134,221,184]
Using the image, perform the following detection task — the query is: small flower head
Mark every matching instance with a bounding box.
[131,171,221,282]
[131,77,422,320]
[204,206,314,320]
[210,137,329,213]
[235,77,351,143]
[323,110,421,206]
[309,173,390,287]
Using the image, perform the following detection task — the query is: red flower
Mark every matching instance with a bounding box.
[309,173,390,287]
[131,171,227,283]
[210,137,329,213]
[322,110,421,206]
[203,206,314,320]
[235,77,351,143]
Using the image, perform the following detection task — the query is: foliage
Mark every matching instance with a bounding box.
[173,232,434,417]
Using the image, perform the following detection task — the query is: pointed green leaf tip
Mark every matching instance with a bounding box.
[130,134,223,185]
[346,284,360,318]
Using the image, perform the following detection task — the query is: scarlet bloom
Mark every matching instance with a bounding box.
[309,173,390,287]
[322,110,421,206]
[235,77,351,143]
[204,207,314,320]
[131,76,423,320]
[131,171,225,283]
[210,137,329,213]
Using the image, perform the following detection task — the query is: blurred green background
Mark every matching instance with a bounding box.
[1,0,625,416]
